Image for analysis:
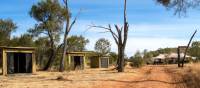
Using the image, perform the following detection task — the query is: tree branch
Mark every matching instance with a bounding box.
[183,30,197,63]
[98,31,110,33]
[123,22,129,47]
[67,9,82,33]
[90,25,111,30]
[89,24,119,44]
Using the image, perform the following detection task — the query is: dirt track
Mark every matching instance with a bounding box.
[0,65,186,88]
[97,65,186,88]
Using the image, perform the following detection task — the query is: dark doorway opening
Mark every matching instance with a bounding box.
[90,56,99,68]
[7,53,32,74]
[73,56,83,70]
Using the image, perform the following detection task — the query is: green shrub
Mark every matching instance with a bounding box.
[130,51,145,68]
[131,57,145,68]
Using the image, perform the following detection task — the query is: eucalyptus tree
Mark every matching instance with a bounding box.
[29,0,67,70]
[0,19,17,46]
[95,38,111,56]
[66,35,89,52]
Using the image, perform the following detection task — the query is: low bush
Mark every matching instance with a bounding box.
[183,63,200,88]
[130,57,145,68]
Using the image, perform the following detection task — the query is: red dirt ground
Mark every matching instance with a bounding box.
[0,65,186,88]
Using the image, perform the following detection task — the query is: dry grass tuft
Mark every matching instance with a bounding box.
[183,63,200,88]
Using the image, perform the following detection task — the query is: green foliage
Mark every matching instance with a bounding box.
[147,51,159,57]
[10,34,34,47]
[130,51,145,68]
[35,37,49,48]
[0,19,17,46]
[67,35,89,52]
[157,0,170,6]
[157,0,200,16]
[143,49,153,64]
[189,41,200,60]
[94,38,111,55]
[157,48,176,54]
[29,0,67,44]
[34,37,50,68]
[109,52,118,65]
[30,0,68,22]
[29,0,68,70]
[144,48,176,58]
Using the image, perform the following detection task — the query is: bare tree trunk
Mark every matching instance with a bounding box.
[117,0,128,72]
[117,45,125,72]
[60,0,78,72]
[116,47,120,69]
[43,32,56,70]
[182,30,197,67]
[177,47,181,67]
[43,48,55,70]
[59,20,70,72]
[59,0,70,72]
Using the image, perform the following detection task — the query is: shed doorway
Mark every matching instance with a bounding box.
[72,56,84,70]
[90,56,99,68]
[100,57,109,68]
[7,53,32,74]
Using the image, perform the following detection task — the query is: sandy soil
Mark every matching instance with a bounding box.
[0,65,186,88]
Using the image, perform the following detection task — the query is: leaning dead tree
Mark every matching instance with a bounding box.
[59,0,80,72]
[177,30,197,67]
[91,0,129,72]
[182,30,197,67]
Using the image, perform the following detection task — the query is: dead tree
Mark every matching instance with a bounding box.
[59,0,79,72]
[182,30,197,67]
[177,30,197,67]
[91,0,129,72]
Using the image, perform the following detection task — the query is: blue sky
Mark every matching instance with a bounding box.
[1,0,200,56]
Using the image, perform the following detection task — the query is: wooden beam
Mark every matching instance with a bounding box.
[5,49,34,53]
[83,54,86,69]
[99,57,101,68]
[107,57,110,67]
[32,52,36,74]
[2,49,7,76]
